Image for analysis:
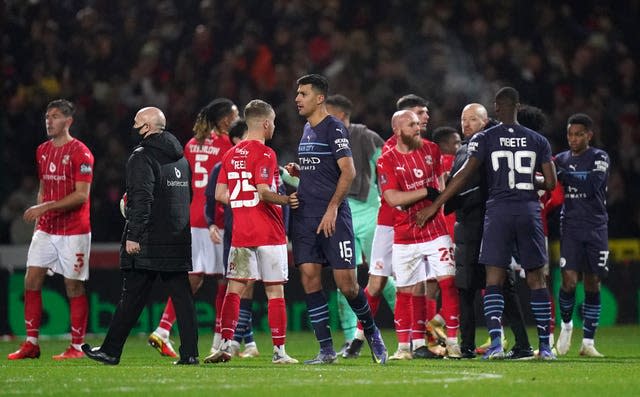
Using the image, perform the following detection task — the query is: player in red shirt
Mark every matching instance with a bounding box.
[8,100,94,361]
[377,110,461,359]
[204,100,298,364]
[148,99,239,358]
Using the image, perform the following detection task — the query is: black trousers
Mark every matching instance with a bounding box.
[100,269,198,359]
[457,265,530,350]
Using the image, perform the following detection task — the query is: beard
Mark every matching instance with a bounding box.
[401,133,423,150]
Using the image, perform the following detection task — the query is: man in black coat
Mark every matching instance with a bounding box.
[83,107,198,365]
[444,103,533,359]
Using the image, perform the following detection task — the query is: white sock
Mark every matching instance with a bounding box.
[582,338,594,347]
[154,327,170,340]
[72,343,82,351]
[398,342,410,351]
[245,341,257,349]
[562,320,573,330]
[354,329,365,341]
[212,333,221,349]
[274,345,285,355]
[412,338,425,349]
[26,336,38,345]
[446,337,458,345]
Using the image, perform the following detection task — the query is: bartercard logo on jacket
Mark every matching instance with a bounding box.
[80,163,92,174]
[175,167,181,178]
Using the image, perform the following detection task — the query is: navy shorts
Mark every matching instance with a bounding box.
[479,205,547,270]
[560,225,609,278]
[291,210,355,269]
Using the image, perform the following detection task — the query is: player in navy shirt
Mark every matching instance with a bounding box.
[286,74,387,365]
[418,87,557,360]
[554,113,610,358]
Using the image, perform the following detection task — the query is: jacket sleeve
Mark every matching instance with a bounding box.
[126,152,155,242]
[204,163,221,226]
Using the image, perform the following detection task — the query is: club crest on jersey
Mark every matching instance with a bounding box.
[49,162,56,173]
[413,168,424,178]
[62,155,70,165]
[424,155,433,165]
[175,167,181,178]
[80,163,92,174]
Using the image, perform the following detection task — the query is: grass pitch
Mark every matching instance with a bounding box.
[1,326,639,396]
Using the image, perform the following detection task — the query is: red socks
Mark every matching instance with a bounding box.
[69,295,88,345]
[439,277,460,338]
[159,298,176,331]
[220,292,240,340]
[24,290,42,339]
[412,295,426,341]
[215,283,227,334]
[394,292,412,344]
[268,297,287,346]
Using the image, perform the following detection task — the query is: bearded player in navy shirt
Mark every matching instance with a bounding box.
[554,113,610,358]
[418,87,557,360]
[286,74,387,365]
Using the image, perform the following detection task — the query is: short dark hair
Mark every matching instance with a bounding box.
[396,94,428,110]
[296,74,329,96]
[205,98,236,125]
[518,105,547,131]
[432,126,458,145]
[567,113,593,130]
[46,99,75,117]
[244,99,274,122]
[325,94,353,116]
[495,87,519,107]
[228,119,248,141]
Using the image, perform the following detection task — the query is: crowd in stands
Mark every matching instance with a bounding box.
[2,1,639,243]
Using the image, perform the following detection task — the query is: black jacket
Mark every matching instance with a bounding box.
[445,139,486,268]
[444,119,498,268]
[120,131,192,272]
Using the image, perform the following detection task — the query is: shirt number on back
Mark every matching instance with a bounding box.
[490,150,536,190]
[194,154,208,188]
[228,171,259,208]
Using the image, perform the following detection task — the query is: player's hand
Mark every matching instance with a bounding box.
[288,192,299,209]
[209,225,222,244]
[415,205,438,228]
[23,202,51,222]
[285,162,300,178]
[317,205,338,237]
[126,240,141,255]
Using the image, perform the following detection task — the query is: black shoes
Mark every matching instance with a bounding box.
[460,347,477,359]
[505,346,535,360]
[174,356,199,365]
[81,344,120,365]
[412,346,444,359]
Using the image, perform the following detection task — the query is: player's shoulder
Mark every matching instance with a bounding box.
[323,115,348,134]
[554,150,571,162]
[71,138,94,157]
[589,147,609,159]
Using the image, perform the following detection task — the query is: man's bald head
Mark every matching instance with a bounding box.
[460,103,488,138]
[135,107,166,133]
[391,110,415,131]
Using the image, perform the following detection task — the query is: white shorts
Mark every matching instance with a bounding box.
[227,244,288,283]
[393,235,454,287]
[426,235,456,279]
[369,225,394,277]
[26,230,91,281]
[190,227,225,276]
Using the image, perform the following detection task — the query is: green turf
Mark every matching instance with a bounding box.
[1,326,639,396]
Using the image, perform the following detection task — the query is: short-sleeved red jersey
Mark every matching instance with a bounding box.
[377,139,448,244]
[184,133,232,228]
[36,138,94,235]
[218,140,286,247]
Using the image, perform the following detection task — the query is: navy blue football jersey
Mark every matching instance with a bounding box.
[297,115,352,217]
[555,147,609,228]
[468,123,552,211]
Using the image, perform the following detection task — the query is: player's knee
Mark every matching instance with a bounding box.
[337,283,359,299]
